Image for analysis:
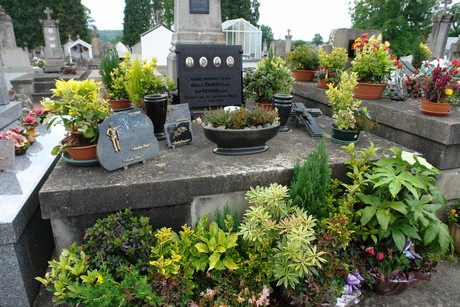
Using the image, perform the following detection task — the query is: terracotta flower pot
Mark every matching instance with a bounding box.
[420,100,452,116]
[317,78,336,89]
[255,100,273,111]
[292,70,314,82]
[449,222,460,254]
[66,144,97,160]
[108,99,132,110]
[353,83,387,100]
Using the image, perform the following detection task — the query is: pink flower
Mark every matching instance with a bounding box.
[21,115,36,126]
[377,252,384,261]
[30,108,45,117]
[366,247,375,257]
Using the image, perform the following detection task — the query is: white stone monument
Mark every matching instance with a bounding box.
[167,0,225,80]
[0,7,30,69]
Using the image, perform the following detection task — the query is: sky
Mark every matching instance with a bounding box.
[81,0,460,42]
[81,0,351,42]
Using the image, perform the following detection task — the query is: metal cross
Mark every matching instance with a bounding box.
[43,7,53,20]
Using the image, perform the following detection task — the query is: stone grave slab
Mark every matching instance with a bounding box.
[176,44,243,108]
[97,109,160,171]
[164,103,193,148]
[0,140,14,170]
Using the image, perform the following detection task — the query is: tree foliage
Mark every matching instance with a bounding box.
[221,0,260,25]
[0,0,90,49]
[260,25,274,49]
[350,0,439,57]
[123,0,152,46]
[312,33,324,45]
[448,3,460,37]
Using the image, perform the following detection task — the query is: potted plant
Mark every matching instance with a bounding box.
[412,58,460,116]
[315,47,348,89]
[201,106,280,155]
[243,54,293,109]
[349,33,399,99]
[285,44,319,82]
[447,201,460,253]
[325,71,375,144]
[42,79,111,161]
[124,56,175,109]
[100,49,132,110]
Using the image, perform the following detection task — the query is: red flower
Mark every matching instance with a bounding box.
[21,115,36,125]
[11,127,20,134]
[377,252,384,261]
[366,247,375,257]
[361,33,368,39]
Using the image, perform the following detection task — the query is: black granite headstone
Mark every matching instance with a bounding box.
[189,0,209,14]
[176,44,243,108]
[97,109,160,171]
[164,103,193,148]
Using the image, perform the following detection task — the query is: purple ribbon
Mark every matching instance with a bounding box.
[403,238,423,261]
[342,272,364,295]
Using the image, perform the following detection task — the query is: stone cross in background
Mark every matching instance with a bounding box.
[441,0,453,13]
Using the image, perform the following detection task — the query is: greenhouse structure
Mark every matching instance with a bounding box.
[222,18,262,60]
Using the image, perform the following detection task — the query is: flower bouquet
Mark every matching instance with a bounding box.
[0,128,31,155]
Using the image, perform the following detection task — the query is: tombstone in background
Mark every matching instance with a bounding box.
[329,28,382,68]
[0,55,22,129]
[68,37,92,63]
[39,7,65,72]
[91,26,101,60]
[0,56,9,105]
[427,0,454,59]
[167,0,225,80]
[63,34,73,59]
[0,7,30,69]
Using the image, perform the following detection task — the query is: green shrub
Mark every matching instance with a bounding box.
[83,209,156,280]
[289,137,331,220]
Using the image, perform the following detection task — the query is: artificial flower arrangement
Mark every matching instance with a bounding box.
[349,33,400,83]
[0,128,31,155]
[410,58,460,104]
[448,201,460,225]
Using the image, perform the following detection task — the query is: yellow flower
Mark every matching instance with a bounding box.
[96,275,103,284]
[452,209,457,214]
[445,88,453,96]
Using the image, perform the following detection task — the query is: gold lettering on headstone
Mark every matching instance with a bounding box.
[123,154,145,163]
[130,143,152,151]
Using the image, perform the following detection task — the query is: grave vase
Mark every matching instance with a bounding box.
[144,94,167,140]
[272,94,293,132]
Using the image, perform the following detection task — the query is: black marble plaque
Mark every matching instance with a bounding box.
[97,109,160,171]
[164,104,193,148]
[165,121,193,148]
[0,140,15,171]
[189,0,209,14]
[176,44,243,108]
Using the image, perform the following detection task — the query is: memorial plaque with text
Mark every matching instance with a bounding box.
[97,109,160,171]
[189,0,209,14]
[176,44,243,108]
[164,104,193,148]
